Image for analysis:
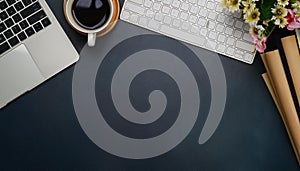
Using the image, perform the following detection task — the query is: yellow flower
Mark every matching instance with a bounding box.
[242,2,256,13]
[227,0,240,12]
[277,0,289,7]
[221,0,228,7]
[244,8,260,25]
[272,5,288,19]
[274,17,288,28]
[250,25,264,35]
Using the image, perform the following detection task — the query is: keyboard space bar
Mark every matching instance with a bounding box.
[160,25,206,46]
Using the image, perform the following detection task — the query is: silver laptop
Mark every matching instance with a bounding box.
[0,0,79,108]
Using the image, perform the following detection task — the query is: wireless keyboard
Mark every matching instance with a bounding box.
[120,0,256,64]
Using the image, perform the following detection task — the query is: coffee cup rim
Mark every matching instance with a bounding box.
[64,0,114,34]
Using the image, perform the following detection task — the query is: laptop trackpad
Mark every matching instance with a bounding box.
[0,44,44,107]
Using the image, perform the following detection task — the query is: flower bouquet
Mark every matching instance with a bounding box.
[222,0,300,52]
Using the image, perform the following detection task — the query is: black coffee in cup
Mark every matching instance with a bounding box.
[72,0,111,30]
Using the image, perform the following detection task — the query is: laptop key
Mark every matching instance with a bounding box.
[33,22,43,32]
[7,0,16,5]
[7,6,16,16]
[19,20,29,29]
[20,2,41,18]
[14,2,24,11]
[4,18,14,28]
[25,27,34,37]
[22,0,32,6]
[0,1,8,10]
[4,29,13,39]
[12,13,22,23]
[41,18,51,27]
[8,36,19,47]
[0,42,10,55]
[0,34,5,43]
[0,23,6,33]
[17,32,27,41]
[28,10,46,25]
[12,25,21,34]
[0,11,8,21]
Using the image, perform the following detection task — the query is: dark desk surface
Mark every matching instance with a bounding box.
[0,1,299,170]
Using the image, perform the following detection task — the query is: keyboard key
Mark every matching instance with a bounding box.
[154,13,163,21]
[180,12,188,20]
[0,23,6,32]
[132,0,143,5]
[125,2,145,14]
[217,44,226,53]
[0,1,8,10]
[160,25,205,46]
[190,6,198,14]
[22,0,33,6]
[207,1,215,10]
[12,25,21,34]
[0,11,8,21]
[148,20,160,30]
[19,20,29,29]
[226,37,235,45]
[236,40,254,52]
[12,13,22,23]
[243,33,253,42]
[180,2,189,11]
[163,0,171,5]
[25,27,35,37]
[8,36,19,47]
[4,18,14,28]
[130,14,138,23]
[181,22,190,31]
[200,28,208,36]
[121,10,130,20]
[41,18,51,27]
[17,31,27,41]
[20,2,41,18]
[206,40,217,50]
[138,16,148,26]
[189,15,197,24]
[198,18,206,27]
[144,0,152,8]
[234,30,242,38]
[216,24,224,32]
[226,47,234,55]
[208,31,217,39]
[172,19,180,28]
[28,10,46,25]
[4,29,13,39]
[153,3,161,11]
[244,53,254,62]
[0,42,10,55]
[162,6,170,14]
[217,34,226,42]
[7,0,16,5]
[163,16,172,24]
[7,6,16,15]
[198,0,206,6]
[171,9,179,17]
[0,34,5,43]
[208,12,217,20]
[33,22,43,32]
[225,27,233,35]
[14,2,24,11]
[172,0,180,8]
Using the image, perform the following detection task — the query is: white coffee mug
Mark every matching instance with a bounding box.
[64,0,119,47]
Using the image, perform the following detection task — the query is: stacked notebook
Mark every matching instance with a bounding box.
[261,35,300,165]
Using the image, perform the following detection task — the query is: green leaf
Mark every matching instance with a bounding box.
[259,0,277,21]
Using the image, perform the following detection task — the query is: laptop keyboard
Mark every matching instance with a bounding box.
[0,0,51,56]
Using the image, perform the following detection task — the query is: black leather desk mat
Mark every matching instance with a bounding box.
[0,1,299,170]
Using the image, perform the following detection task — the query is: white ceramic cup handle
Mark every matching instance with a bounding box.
[88,33,97,47]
